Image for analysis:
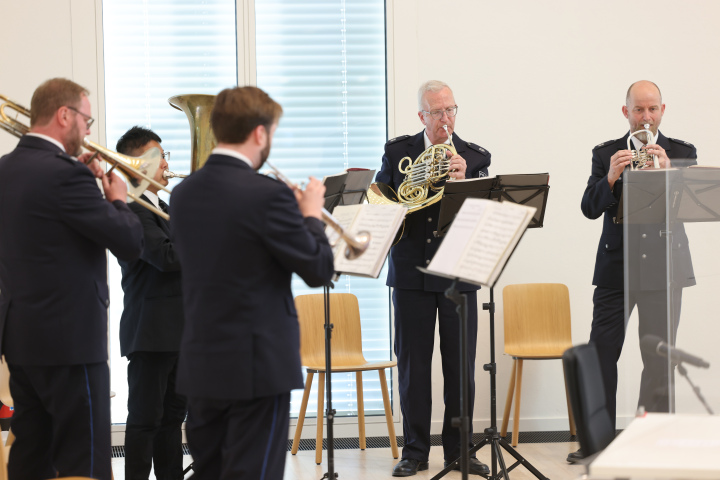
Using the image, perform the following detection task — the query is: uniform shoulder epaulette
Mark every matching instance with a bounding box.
[668,137,695,148]
[386,135,410,146]
[593,139,615,150]
[466,142,489,156]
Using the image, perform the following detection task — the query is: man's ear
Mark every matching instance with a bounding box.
[253,124,267,145]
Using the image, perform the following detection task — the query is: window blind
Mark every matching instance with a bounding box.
[255,0,390,418]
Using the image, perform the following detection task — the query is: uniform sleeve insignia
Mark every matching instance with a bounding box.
[668,137,695,148]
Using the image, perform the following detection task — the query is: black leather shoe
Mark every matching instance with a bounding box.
[392,458,429,477]
[444,458,490,476]
[566,448,585,463]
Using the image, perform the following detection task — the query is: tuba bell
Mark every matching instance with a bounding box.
[367,125,455,213]
[628,123,659,170]
[168,94,216,172]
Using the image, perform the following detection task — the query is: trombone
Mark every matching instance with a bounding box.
[0,94,170,220]
[264,161,371,260]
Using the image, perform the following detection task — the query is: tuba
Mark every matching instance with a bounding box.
[628,123,659,170]
[0,94,170,220]
[168,94,216,172]
[367,125,455,213]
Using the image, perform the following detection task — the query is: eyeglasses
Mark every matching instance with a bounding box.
[65,106,95,129]
[161,151,170,161]
[421,105,458,120]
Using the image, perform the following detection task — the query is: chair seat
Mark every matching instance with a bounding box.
[306,360,397,373]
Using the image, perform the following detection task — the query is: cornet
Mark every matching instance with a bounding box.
[0,94,170,220]
[367,125,455,213]
[628,123,659,170]
[264,161,371,260]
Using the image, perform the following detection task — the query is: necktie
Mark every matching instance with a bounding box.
[158,199,169,214]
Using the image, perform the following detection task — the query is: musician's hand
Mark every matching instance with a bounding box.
[78,152,103,178]
[642,144,671,168]
[297,176,325,219]
[608,149,633,188]
[102,170,128,203]
[448,153,467,180]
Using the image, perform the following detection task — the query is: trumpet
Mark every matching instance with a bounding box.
[628,123,659,170]
[0,94,170,220]
[367,124,455,213]
[264,161,371,260]
[163,170,188,179]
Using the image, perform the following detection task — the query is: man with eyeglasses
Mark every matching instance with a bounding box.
[376,80,491,477]
[116,126,187,480]
[0,77,144,480]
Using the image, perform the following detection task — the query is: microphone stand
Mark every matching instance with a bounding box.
[676,362,714,415]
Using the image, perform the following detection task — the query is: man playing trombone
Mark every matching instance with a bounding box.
[170,85,334,479]
[0,77,144,480]
[116,126,187,480]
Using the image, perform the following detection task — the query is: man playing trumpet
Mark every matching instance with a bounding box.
[577,80,697,462]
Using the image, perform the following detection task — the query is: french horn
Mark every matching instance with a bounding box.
[367,125,455,213]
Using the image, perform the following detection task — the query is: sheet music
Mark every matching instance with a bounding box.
[332,204,405,277]
[325,204,362,258]
[428,199,535,286]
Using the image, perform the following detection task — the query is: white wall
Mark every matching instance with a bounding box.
[387,0,720,433]
[2,0,719,443]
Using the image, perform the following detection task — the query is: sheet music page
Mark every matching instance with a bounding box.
[427,199,535,286]
[456,202,533,286]
[333,204,405,277]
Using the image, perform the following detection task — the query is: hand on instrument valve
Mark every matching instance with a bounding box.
[447,153,467,180]
[78,152,104,179]
[102,170,128,203]
[641,143,671,169]
[295,176,325,220]
[607,149,633,188]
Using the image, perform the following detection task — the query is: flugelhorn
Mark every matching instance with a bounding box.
[0,94,170,220]
[163,170,188,179]
[628,123,659,170]
[264,161,371,260]
[367,125,455,213]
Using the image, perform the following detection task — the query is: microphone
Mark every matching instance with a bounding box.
[640,334,710,369]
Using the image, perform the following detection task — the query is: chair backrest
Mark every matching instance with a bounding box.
[503,283,572,358]
[562,343,615,457]
[295,293,367,369]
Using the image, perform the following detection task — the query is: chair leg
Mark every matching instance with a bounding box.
[355,371,366,450]
[291,371,314,455]
[315,372,326,465]
[500,359,517,437]
[512,359,524,447]
[562,362,577,436]
[378,369,399,459]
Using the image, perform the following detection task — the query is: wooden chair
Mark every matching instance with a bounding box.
[500,283,576,446]
[291,293,399,464]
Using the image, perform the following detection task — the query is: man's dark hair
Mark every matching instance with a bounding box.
[211,86,283,144]
[116,126,162,155]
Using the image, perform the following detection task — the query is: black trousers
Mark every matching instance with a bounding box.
[393,288,478,462]
[125,351,187,480]
[7,362,112,480]
[589,286,682,427]
[186,392,291,480]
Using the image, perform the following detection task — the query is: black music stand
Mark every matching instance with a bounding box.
[429,174,550,480]
[324,172,348,213]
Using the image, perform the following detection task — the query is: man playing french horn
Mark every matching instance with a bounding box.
[577,80,697,463]
[376,80,491,477]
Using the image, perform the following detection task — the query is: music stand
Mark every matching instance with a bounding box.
[323,172,348,213]
[430,174,550,480]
